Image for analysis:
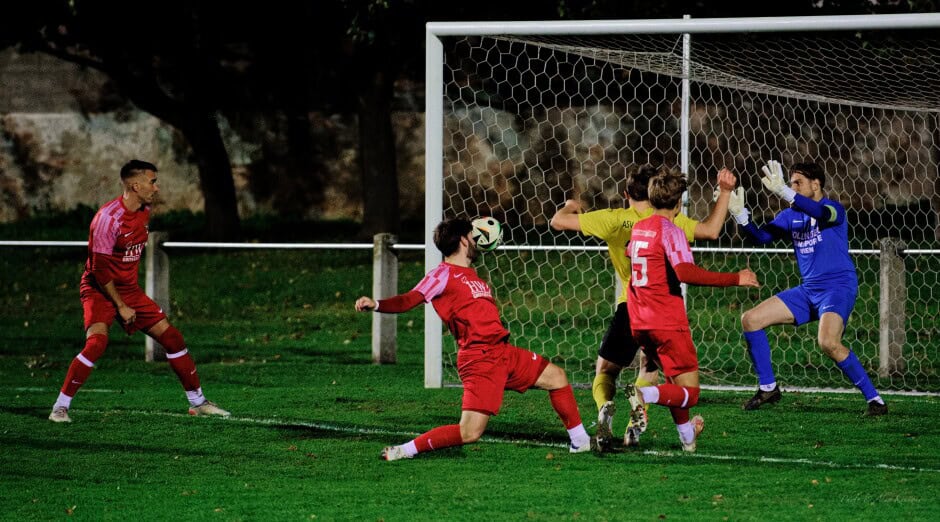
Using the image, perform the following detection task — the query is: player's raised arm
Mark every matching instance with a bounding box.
[695,168,737,240]
[549,199,583,231]
[760,160,796,203]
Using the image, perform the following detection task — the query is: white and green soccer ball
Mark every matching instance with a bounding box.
[471,217,503,252]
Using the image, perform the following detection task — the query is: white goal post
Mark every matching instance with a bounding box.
[424,14,940,391]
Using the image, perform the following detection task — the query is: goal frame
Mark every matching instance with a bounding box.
[423,13,940,388]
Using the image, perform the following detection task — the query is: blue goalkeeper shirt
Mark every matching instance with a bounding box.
[741,194,857,288]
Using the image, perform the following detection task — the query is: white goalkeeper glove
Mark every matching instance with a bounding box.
[760,160,796,203]
[729,186,750,224]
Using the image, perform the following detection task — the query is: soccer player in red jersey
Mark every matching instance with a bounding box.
[48,160,229,423]
[550,165,736,450]
[355,218,592,460]
[625,170,759,451]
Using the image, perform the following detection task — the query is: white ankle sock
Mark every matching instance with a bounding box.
[186,387,205,407]
[676,421,695,444]
[640,387,659,404]
[54,392,73,409]
[402,441,418,457]
[567,423,590,447]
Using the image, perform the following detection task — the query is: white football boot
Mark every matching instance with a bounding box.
[681,415,705,453]
[49,406,72,423]
[381,445,412,461]
[188,400,230,417]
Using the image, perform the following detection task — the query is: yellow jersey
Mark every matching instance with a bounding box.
[578,207,698,304]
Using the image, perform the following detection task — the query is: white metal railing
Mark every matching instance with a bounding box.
[3,238,933,379]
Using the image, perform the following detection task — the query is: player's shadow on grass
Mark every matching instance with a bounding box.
[0,405,49,418]
[0,433,217,459]
[259,419,470,459]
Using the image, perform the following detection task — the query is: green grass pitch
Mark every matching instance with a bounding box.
[1,240,939,519]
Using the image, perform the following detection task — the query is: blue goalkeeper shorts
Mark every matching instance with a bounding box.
[776,281,857,327]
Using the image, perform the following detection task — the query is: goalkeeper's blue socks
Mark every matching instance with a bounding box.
[837,350,882,403]
[744,330,776,388]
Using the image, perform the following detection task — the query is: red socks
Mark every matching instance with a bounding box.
[411,385,585,455]
[414,424,464,453]
[670,407,690,425]
[654,384,700,409]
[60,334,108,397]
[157,326,201,391]
[59,327,203,399]
[549,385,583,429]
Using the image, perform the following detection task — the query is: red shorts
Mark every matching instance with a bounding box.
[80,281,166,334]
[632,329,698,377]
[457,343,550,416]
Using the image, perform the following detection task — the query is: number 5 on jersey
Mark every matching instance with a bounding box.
[629,240,649,287]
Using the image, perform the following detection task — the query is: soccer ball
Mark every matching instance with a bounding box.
[471,217,503,252]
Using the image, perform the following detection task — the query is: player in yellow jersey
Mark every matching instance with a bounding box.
[550,164,737,450]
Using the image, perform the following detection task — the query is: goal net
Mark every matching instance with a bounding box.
[424,15,940,393]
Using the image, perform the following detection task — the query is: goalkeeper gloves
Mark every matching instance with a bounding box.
[760,160,796,203]
[729,187,750,225]
[714,185,750,225]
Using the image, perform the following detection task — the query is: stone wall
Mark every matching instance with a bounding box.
[0,49,427,223]
[1,49,937,241]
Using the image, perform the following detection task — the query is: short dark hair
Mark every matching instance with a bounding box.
[120,159,158,180]
[789,162,825,189]
[625,165,660,201]
[648,169,688,210]
[433,218,473,256]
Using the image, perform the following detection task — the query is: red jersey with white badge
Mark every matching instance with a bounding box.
[627,215,693,331]
[413,262,509,350]
[82,196,150,289]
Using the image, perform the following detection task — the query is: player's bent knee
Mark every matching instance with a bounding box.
[460,426,485,443]
[741,310,757,331]
[686,387,700,408]
[540,363,569,389]
[817,337,844,358]
[80,333,109,364]
[156,325,186,354]
[597,358,623,375]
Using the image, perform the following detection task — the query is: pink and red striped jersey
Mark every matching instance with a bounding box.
[413,262,509,350]
[83,196,150,288]
[627,215,694,331]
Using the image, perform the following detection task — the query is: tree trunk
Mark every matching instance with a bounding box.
[181,111,242,241]
[358,66,400,238]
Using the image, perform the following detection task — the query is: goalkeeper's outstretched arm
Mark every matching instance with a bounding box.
[790,194,844,228]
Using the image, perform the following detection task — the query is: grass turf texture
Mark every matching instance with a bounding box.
[2,217,940,519]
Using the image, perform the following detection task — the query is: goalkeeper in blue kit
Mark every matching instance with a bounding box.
[728,160,887,416]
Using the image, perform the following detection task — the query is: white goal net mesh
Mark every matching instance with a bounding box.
[437,26,940,392]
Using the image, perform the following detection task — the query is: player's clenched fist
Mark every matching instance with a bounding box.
[355,296,376,312]
[737,268,759,288]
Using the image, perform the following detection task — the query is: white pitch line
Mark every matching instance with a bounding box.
[701,384,940,398]
[14,387,123,394]
[93,409,940,474]
[643,450,940,474]
[12,385,940,399]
